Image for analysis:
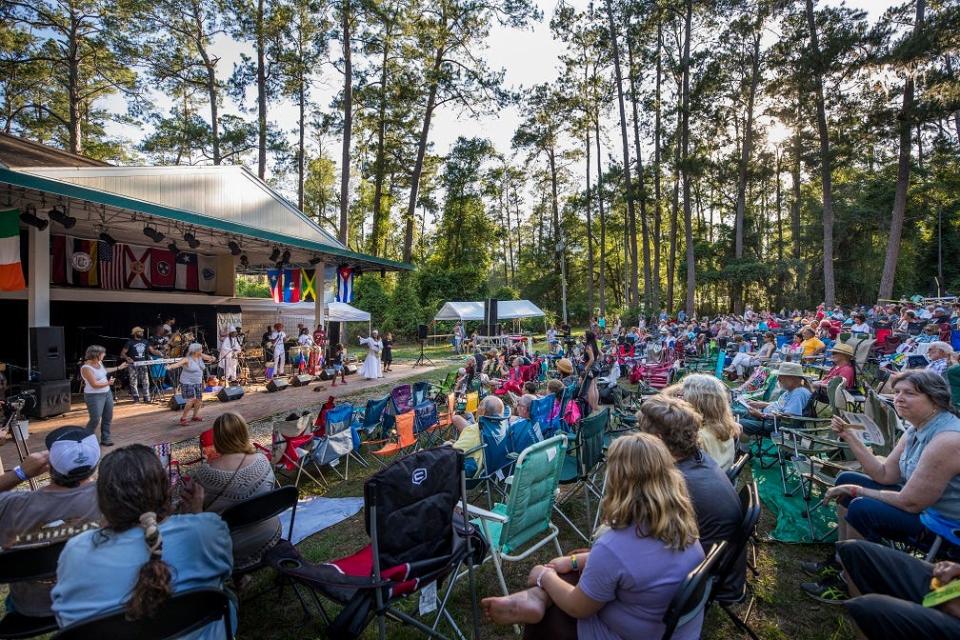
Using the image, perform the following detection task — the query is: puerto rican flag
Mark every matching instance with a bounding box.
[336,266,354,303]
[98,241,126,290]
[267,268,282,303]
[175,252,199,291]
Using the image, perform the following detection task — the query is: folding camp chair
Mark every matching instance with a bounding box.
[52,588,234,640]
[414,400,446,449]
[710,481,762,640]
[434,371,458,403]
[412,380,433,407]
[265,447,486,640]
[350,395,392,465]
[555,409,609,543]
[529,394,558,437]
[312,403,358,481]
[461,435,567,598]
[371,412,417,463]
[389,384,414,415]
[258,412,326,488]
[0,539,68,639]
[506,418,543,457]
[660,541,727,640]
[466,414,516,508]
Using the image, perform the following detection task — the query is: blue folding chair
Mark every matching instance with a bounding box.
[351,395,392,448]
[507,418,543,457]
[413,400,444,449]
[412,380,433,407]
[311,403,356,481]
[530,395,557,437]
[468,415,515,508]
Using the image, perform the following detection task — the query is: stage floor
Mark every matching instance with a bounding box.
[1,363,443,469]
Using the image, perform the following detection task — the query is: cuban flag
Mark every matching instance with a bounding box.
[336,266,354,303]
[267,268,282,303]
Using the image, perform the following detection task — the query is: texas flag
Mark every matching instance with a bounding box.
[175,252,199,291]
[150,248,176,289]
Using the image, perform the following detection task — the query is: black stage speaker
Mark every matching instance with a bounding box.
[22,380,71,418]
[266,378,289,392]
[417,324,428,341]
[30,326,66,382]
[291,374,313,387]
[217,386,245,402]
[168,394,186,410]
[483,298,498,336]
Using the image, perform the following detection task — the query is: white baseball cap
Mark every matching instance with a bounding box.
[45,426,100,478]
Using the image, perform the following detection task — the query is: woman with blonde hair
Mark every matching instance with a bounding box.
[192,412,280,572]
[669,373,740,468]
[481,432,705,639]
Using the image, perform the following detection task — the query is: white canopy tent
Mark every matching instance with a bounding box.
[237,298,372,337]
[434,300,545,322]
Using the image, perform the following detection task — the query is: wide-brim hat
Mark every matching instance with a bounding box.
[556,358,574,375]
[831,343,855,358]
[776,362,813,379]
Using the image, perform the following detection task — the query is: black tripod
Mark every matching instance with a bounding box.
[413,339,435,367]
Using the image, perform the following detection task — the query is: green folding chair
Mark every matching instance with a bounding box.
[555,409,609,543]
[462,435,567,599]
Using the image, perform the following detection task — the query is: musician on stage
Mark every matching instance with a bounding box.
[309,324,325,375]
[121,327,158,403]
[269,323,287,378]
[294,328,313,374]
[219,326,242,383]
[358,330,384,380]
[149,324,170,356]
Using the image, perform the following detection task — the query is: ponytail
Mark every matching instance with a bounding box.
[127,511,172,620]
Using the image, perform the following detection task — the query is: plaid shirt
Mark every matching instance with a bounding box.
[928,357,950,378]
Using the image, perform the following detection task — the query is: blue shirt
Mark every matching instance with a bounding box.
[898,411,960,520]
[52,513,234,639]
[765,387,811,417]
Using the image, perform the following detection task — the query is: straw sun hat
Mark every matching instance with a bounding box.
[556,358,574,375]
[776,362,814,380]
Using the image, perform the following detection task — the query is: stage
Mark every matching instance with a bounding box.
[1,362,443,470]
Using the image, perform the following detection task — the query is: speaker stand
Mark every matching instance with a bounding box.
[413,340,435,367]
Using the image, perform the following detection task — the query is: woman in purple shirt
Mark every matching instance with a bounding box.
[481,432,705,639]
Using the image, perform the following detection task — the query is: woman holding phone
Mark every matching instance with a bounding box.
[80,345,127,446]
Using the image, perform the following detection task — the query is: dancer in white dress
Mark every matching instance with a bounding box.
[358,331,383,379]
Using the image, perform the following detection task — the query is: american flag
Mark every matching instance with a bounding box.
[98,241,126,290]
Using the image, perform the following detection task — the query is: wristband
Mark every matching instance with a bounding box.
[850,486,858,499]
[570,554,578,571]
[13,466,28,482]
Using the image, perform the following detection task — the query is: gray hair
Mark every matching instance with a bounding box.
[479,395,504,417]
[85,345,106,360]
[187,343,203,355]
[891,369,960,417]
[928,341,954,356]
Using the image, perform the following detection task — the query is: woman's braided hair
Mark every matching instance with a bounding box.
[96,445,173,619]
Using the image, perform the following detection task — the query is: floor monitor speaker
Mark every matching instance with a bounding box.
[291,374,313,387]
[217,386,245,402]
[266,379,289,392]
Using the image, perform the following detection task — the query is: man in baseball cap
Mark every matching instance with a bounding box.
[0,426,102,616]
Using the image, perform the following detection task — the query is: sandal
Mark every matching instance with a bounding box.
[191,416,204,422]
[178,418,189,426]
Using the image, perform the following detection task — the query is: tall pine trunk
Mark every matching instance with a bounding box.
[805,0,835,307]
[628,36,652,310]
[878,0,925,300]
[338,0,352,245]
[681,0,695,315]
[732,28,761,314]
[596,114,607,316]
[603,0,638,308]
[369,25,392,257]
[652,18,663,312]
[256,0,267,179]
[585,127,595,316]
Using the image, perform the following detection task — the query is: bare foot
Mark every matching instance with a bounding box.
[481,589,548,625]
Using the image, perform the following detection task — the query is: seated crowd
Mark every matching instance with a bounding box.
[4,299,960,640]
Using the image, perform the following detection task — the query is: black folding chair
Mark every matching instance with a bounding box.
[52,588,234,639]
[220,485,298,582]
[0,539,67,639]
[710,481,762,640]
[726,451,752,484]
[660,541,727,640]
[265,447,486,639]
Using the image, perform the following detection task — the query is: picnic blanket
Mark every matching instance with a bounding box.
[278,496,365,545]
[753,455,838,544]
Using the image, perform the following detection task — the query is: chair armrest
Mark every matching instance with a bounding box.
[459,503,509,524]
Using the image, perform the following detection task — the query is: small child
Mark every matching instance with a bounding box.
[382,332,394,372]
[329,343,347,386]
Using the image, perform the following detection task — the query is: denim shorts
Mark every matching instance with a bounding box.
[180,383,203,400]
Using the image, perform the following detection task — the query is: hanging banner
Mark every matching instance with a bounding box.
[98,241,126,290]
[300,268,317,302]
[283,268,301,303]
[198,255,217,292]
[175,252,199,291]
[0,209,25,292]
[267,268,282,303]
[337,266,354,303]
[149,248,176,289]
[124,244,151,289]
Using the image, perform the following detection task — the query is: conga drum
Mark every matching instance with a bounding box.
[308,345,322,375]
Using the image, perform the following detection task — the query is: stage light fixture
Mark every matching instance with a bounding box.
[280,249,291,264]
[269,247,281,262]
[227,240,241,256]
[20,210,49,231]
[99,232,117,246]
[143,226,164,243]
[239,254,249,268]
[309,256,322,266]
[184,232,201,249]
[48,207,77,229]
[167,241,180,255]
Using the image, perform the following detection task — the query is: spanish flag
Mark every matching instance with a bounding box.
[0,209,26,291]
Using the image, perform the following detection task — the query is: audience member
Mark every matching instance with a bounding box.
[193,413,281,573]
[0,427,102,618]
[51,445,234,638]
[801,369,960,603]
[667,374,740,469]
[739,362,813,435]
[926,342,954,378]
[481,433,705,640]
[811,342,857,400]
[450,395,505,477]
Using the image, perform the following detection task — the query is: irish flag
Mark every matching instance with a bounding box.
[0,209,26,291]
